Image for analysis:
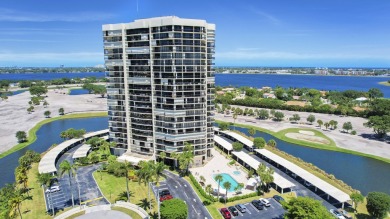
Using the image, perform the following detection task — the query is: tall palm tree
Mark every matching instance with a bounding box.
[214,174,223,201]
[177,142,195,174]
[159,151,166,164]
[234,183,244,194]
[199,175,206,186]
[37,173,54,215]
[136,161,154,211]
[223,181,232,204]
[121,161,133,202]
[205,184,212,196]
[154,162,167,186]
[15,171,29,196]
[59,160,77,207]
[8,188,26,219]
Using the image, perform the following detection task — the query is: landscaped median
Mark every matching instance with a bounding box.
[0,111,108,159]
[215,120,390,164]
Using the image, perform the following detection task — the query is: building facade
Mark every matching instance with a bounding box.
[102,16,215,165]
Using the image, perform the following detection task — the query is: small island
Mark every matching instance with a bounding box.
[379,80,390,86]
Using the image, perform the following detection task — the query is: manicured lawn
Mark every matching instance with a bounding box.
[276,128,337,148]
[111,206,143,219]
[20,163,71,219]
[92,171,158,214]
[0,111,108,159]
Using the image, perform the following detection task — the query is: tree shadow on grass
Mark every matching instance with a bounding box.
[115,190,135,202]
[355,213,374,219]
[137,198,153,211]
[150,212,158,219]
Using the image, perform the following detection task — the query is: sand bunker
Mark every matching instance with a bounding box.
[285,132,330,145]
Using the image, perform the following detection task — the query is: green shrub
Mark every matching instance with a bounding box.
[228,160,236,165]
[351,130,357,135]
[189,174,216,202]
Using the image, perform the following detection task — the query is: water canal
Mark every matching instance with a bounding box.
[0,117,389,196]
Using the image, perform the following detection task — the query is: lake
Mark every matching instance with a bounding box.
[0,117,108,188]
[232,126,390,195]
[0,72,105,81]
[69,89,90,95]
[216,74,390,97]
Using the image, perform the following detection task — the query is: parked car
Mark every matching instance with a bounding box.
[159,194,173,202]
[159,189,170,197]
[228,206,239,216]
[330,209,346,219]
[251,200,264,210]
[235,204,247,213]
[259,198,271,207]
[337,209,352,219]
[45,185,60,193]
[220,208,232,219]
[273,195,285,203]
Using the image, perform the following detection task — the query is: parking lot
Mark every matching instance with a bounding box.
[218,198,285,219]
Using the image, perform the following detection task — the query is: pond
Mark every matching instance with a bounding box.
[230,126,390,195]
[69,89,90,95]
[0,117,108,188]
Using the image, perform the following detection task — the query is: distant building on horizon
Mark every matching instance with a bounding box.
[102,16,215,166]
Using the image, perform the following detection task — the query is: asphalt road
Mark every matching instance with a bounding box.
[44,144,108,214]
[153,170,212,219]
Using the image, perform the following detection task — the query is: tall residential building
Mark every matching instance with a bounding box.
[102,16,215,166]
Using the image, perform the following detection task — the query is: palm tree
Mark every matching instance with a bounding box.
[159,151,166,164]
[121,161,133,202]
[37,173,54,215]
[234,183,244,194]
[60,131,68,140]
[223,181,232,204]
[8,188,26,219]
[177,142,195,175]
[214,174,223,201]
[153,161,166,186]
[136,161,154,211]
[205,184,213,196]
[59,160,77,207]
[15,170,29,196]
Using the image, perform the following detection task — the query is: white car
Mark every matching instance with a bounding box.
[46,186,60,193]
[259,198,271,207]
[330,209,346,219]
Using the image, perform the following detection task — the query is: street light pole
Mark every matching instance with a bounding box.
[76,173,81,207]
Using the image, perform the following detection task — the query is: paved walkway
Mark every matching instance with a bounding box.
[215,110,390,160]
[76,210,131,219]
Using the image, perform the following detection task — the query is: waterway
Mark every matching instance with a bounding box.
[216,74,390,98]
[0,116,389,196]
[0,117,108,188]
[0,72,105,81]
[231,126,390,195]
[69,89,90,95]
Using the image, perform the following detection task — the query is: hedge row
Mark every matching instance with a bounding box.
[189,174,216,202]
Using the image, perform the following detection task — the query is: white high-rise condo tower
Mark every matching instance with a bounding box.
[102,16,215,166]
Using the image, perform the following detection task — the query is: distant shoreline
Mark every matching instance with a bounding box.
[215,72,390,77]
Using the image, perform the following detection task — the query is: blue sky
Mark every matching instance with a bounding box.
[0,0,389,67]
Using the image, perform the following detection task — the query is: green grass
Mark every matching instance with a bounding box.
[0,112,108,159]
[379,81,390,86]
[20,163,71,219]
[66,211,85,219]
[111,206,143,219]
[276,127,337,148]
[93,171,158,215]
[216,120,390,164]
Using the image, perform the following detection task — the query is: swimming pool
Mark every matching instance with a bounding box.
[213,173,239,192]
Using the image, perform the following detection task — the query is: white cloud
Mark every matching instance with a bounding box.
[0,8,114,22]
[250,8,281,25]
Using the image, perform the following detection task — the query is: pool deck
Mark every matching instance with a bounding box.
[190,148,252,195]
